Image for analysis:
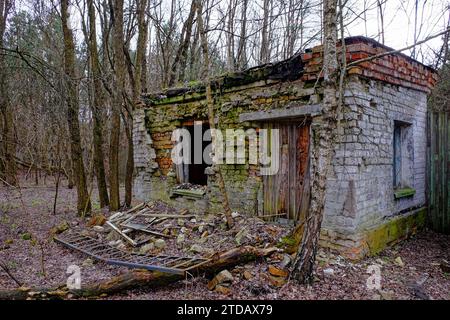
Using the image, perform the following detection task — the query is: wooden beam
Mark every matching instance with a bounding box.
[106,221,137,246]
[239,104,322,122]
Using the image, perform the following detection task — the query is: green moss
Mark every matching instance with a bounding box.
[21,233,32,241]
[364,207,426,256]
[146,92,207,106]
[92,202,101,210]
[187,80,201,87]
[303,81,317,89]
[278,235,296,248]
[394,187,416,199]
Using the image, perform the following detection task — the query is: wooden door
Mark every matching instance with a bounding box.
[262,122,310,221]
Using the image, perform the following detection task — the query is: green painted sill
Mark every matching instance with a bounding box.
[394,187,416,199]
[171,188,205,199]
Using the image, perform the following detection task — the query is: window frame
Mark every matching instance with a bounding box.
[392,120,415,199]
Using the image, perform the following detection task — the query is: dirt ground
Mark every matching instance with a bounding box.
[0,178,449,300]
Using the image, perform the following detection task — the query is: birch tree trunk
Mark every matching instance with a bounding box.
[61,0,92,215]
[291,0,338,284]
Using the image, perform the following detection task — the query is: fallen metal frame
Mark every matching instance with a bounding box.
[109,206,193,243]
[54,232,211,275]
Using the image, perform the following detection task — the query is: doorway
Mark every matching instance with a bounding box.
[262,121,310,221]
[176,120,210,186]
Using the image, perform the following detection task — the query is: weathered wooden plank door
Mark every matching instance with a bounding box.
[262,122,310,221]
[428,111,450,234]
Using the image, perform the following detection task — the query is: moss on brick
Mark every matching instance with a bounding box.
[363,207,426,256]
[319,207,427,260]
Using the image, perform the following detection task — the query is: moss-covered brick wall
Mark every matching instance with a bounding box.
[134,71,319,216]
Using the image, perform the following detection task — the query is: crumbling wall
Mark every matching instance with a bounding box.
[133,108,158,201]
[134,75,318,215]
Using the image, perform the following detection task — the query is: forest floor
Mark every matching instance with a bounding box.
[0,179,449,300]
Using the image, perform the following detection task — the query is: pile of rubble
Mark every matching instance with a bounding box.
[64,200,290,260]
[51,200,295,295]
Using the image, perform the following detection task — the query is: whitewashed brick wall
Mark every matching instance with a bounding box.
[322,76,428,233]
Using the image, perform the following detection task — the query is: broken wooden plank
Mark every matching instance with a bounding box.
[135,237,154,246]
[106,221,137,246]
[258,213,288,218]
[108,212,124,222]
[147,217,169,227]
[124,203,146,215]
[138,213,197,219]
[121,223,172,238]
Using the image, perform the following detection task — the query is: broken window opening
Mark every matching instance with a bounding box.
[393,120,415,198]
[176,120,210,186]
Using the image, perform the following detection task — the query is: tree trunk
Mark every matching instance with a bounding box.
[0,105,16,186]
[260,0,270,63]
[0,245,276,300]
[88,0,109,208]
[195,0,234,229]
[0,0,6,182]
[168,0,196,87]
[226,0,237,71]
[109,0,126,211]
[236,0,248,70]
[186,25,200,82]
[290,0,338,284]
[0,0,16,186]
[377,0,385,45]
[160,0,176,87]
[53,139,62,215]
[61,0,91,215]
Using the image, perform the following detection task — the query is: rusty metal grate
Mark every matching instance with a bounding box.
[54,232,211,275]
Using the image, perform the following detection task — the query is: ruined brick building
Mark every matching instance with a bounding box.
[132,37,438,259]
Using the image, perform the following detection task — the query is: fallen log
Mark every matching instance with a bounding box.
[0,246,277,300]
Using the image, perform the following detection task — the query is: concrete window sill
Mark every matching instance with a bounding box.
[394,187,416,199]
[171,188,205,200]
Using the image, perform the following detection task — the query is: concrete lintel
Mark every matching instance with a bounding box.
[239,104,322,122]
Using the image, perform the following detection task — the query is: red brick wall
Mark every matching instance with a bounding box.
[301,37,438,94]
